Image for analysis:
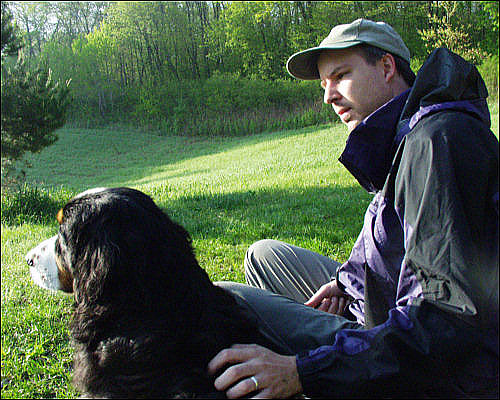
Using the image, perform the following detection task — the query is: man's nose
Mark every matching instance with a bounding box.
[323,80,339,104]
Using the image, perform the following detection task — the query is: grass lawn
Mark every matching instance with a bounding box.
[1,104,498,398]
[2,121,371,398]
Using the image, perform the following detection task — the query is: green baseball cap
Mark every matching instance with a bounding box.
[286,18,410,80]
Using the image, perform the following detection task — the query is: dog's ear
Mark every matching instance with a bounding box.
[72,224,119,306]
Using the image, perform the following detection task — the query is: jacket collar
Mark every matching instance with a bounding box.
[409,98,491,129]
[339,49,491,194]
[339,90,410,193]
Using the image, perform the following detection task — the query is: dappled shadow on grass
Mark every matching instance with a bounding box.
[1,185,73,226]
[153,184,371,260]
[2,180,370,288]
[3,182,371,262]
[2,182,370,292]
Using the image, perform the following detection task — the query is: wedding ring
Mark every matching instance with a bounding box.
[250,376,259,391]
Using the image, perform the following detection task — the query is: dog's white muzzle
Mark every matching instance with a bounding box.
[25,235,60,291]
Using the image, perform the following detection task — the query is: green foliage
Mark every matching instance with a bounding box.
[126,73,337,136]
[1,2,22,57]
[481,1,499,31]
[1,63,71,161]
[418,1,489,65]
[1,59,71,188]
[478,55,499,100]
[7,1,499,136]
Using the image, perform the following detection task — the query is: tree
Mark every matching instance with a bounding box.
[1,1,71,189]
[5,1,496,134]
[418,1,488,64]
[1,2,22,57]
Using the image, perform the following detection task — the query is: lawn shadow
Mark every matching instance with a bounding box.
[155,183,370,259]
[0,186,71,226]
[3,182,369,289]
[3,182,370,260]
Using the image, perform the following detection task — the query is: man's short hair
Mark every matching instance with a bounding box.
[356,43,416,87]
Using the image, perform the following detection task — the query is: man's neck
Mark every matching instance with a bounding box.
[391,79,411,100]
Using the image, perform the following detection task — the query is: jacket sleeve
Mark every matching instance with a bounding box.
[296,112,499,398]
[394,112,498,325]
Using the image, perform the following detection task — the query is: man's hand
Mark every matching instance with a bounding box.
[207,344,302,399]
[304,279,351,315]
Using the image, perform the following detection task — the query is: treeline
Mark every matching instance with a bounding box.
[7,1,499,136]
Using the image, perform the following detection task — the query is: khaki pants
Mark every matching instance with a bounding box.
[216,239,362,356]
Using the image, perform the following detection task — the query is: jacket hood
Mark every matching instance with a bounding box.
[401,48,489,121]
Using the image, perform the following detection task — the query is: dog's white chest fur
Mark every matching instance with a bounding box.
[25,235,60,291]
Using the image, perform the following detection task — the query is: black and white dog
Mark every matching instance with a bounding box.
[26,187,268,398]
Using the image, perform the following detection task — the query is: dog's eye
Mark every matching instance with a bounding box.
[56,208,64,225]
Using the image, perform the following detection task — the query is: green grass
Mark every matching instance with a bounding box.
[2,121,370,398]
[2,104,498,398]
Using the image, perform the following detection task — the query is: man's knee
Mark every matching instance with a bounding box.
[244,239,282,274]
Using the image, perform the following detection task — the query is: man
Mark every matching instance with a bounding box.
[208,19,499,398]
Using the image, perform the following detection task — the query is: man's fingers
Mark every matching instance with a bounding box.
[327,296,339,314]
[210,345,262,394]
[338,296,346,313]
[208,345,302,399]
[317,298,331,312]
[207,344,258,376]
[321,295,351,316]
[214,361,254,392]
[305,283,333,308]
[304,290,324,308]
[225,375,262,398]
[207,348,240,376]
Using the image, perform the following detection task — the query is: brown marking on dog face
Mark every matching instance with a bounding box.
[56,208,64,225]
[56,252,74,293]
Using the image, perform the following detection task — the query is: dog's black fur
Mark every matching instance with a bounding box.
[56,187,269,398]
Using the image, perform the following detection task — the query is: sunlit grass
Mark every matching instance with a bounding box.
[2,121,370,398]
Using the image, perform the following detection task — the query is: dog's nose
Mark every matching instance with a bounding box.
[26,257,33,266]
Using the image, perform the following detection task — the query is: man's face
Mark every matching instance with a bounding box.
[318,48,394,133]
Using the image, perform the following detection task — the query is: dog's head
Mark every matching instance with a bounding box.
[26,187,207,311]
[26,188,109,293]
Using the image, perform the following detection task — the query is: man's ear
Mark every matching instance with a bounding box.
[381,53,397,82]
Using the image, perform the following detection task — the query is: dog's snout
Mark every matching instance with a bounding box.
[26,235,60,291]
[26,250,38,266]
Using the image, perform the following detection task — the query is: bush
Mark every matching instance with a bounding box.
[59,65,344,136]
[90,73,338,136]
[58,52,499,137]
[478,55,499,100]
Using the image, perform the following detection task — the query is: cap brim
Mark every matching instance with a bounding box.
[286,41,362,80]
